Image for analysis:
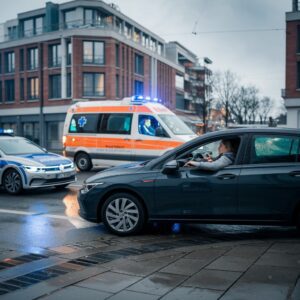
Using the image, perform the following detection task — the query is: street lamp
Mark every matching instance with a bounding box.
[202,57,213,133]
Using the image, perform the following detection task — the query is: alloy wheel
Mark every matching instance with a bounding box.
[105,197,140,233]
[4,170,22,194]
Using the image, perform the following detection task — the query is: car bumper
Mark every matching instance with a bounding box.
[23,169,77,189]
[77,187,104,222]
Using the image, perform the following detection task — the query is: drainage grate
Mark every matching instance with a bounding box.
[0,237,210,295]
[0,253,48,272]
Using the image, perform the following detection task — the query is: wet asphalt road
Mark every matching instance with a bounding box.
[0,170,298,253]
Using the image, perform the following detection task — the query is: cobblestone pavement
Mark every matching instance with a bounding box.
[0,228,299,300]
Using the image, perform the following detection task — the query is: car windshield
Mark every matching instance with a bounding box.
[158,114,194,135]
[0,138,46,155]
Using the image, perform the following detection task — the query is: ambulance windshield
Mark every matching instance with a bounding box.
[159,114,194,135]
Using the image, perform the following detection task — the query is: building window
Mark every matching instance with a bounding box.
[35,17,44,35]
[49,44,61,67]
[23,122,40,144]
[116,74,120,98]
[115,44,119,67]
[297,62,300,89]
[67,42,72,65]
[84,9,102,26]
[5,52,15,73]
[0,53,2,74]
[20,78,24,101]
[135,54,144,75]
[0,82,2,102]
[83,41,104,64]
[5,80,15,102]
[28,48,38,70]
[134,80,144,95]
[83,73,105,97]
[23,19,34,37]
[22,17,44,37]
[49,75,61,99]
[28,77,39,100]
[8,26,18,40]
[19,49,24,71]
[64,10,78,28]
[67,73,72,98]
[176,74,184,89]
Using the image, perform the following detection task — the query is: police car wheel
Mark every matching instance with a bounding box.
[3,169,23,195]
[75,153,92,172]
[101,193,145,236]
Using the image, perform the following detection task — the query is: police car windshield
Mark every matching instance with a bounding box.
[0,138,46,155]
[159,114,194,135]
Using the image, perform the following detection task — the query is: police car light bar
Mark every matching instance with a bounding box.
[0,129,14,134]
[131,95,162,105]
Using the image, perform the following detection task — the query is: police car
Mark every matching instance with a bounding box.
[0,131,76,194]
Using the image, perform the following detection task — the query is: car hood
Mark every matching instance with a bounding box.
[8,153,72,167]
[86,161,146,183]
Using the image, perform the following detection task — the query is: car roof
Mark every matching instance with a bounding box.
[212,127,300,135]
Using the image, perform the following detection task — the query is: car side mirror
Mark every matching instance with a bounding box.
[162,160,179,174]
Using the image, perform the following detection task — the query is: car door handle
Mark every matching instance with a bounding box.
[289,171,300,177]
[135,139,143,142]
[124,138,130,141]
[217,174,236,180]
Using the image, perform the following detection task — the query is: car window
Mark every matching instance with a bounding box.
[0,138,46,155]
[69,114,99,133]
[138,115,169,137]
[100,113,132,135]
[250,135,300,164]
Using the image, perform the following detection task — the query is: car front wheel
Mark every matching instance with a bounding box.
[101,193,145,236]
[3,169,23,195]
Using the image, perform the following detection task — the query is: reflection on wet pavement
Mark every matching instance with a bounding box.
[63,189,80,218]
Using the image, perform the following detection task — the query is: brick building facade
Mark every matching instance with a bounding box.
[0,0,208,150]
[285,0,300,128]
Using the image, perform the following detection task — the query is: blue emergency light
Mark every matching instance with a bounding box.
[0,128,14,136]
[131,95,162,105]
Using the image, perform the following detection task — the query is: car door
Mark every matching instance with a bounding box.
[132,114,173,162]
[98,113,134,162]
[153,136,244,218]
[238,133,300,220]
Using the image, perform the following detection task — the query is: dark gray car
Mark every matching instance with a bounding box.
[78,128,300,235]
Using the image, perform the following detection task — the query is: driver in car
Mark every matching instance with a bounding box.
[184,139,236,171]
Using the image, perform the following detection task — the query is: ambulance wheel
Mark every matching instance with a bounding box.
[75,152,92,172]
[3,168,23,195]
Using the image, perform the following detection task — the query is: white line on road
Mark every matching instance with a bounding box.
[0,208,98,229]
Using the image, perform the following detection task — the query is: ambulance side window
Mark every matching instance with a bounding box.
[99,114,132,135]
[69,114,100,133]
[138,115,169,138]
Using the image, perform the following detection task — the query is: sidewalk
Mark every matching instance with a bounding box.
[0,234,300,300]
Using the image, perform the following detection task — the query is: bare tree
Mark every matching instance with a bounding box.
[213,70,239,127]
[258,97,272,124]
[247,86,260,124]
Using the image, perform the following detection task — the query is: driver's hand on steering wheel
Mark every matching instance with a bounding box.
[184,160,199,168]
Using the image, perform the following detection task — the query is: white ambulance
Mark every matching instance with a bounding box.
[63,96,197,171]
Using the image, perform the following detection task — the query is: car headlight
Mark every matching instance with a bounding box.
[23,166,45,173]
[81,182,105,194]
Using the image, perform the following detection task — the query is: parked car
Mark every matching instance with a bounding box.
[78,128,300,235]
[0,135,76,194]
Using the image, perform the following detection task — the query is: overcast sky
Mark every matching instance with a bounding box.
[0,0,291,112]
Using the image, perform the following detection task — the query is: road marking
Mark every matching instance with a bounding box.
[0,209,98,229]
